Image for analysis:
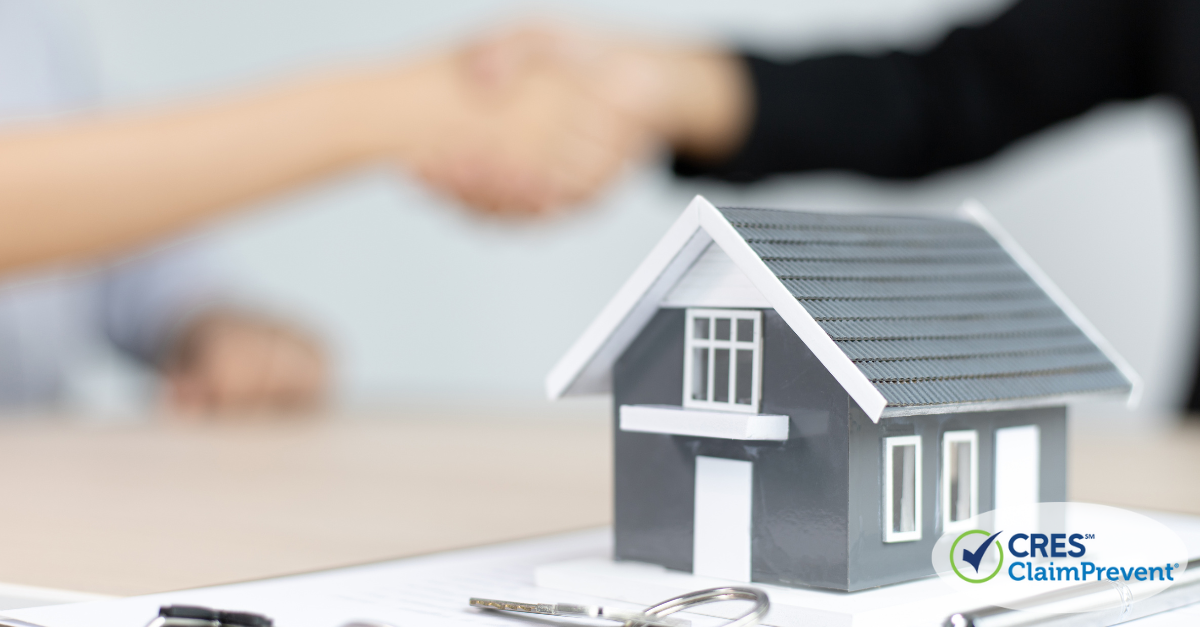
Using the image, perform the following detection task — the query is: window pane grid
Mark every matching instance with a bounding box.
[684,310,761,413]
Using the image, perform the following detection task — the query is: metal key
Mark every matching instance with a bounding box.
[469,597,691,627]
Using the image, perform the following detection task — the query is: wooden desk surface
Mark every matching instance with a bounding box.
[0,405,1193,596]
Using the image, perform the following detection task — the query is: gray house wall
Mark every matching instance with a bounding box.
[845,404,1066,590]
[613,308,854,588]
[612,307,693,572]
[612,306,1068,591]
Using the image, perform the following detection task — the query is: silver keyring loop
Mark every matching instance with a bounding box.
[637,586,769,627]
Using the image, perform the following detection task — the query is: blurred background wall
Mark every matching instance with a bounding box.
[55,0,1198,420]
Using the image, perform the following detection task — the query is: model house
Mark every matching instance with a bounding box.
[545,196,1136,591]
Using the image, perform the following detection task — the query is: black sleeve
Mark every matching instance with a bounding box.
[676,0,1159,181]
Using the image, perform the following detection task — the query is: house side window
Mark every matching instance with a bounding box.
[884,435,922,543]
[684,309,762,414]
[942,430,979,531]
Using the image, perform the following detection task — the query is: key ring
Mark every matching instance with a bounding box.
[469,585,769,627]
[634,587,769,627]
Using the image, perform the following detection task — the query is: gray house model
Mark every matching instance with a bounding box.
[545,196,1137,592]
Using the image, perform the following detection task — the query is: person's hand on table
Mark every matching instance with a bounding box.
[162,311,327,416]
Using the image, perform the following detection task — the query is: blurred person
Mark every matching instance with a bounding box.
[459,0,1200,410]
[0,1,650,413]
[0,0,328,415]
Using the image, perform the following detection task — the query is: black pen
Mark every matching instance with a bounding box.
[146,605,273,627]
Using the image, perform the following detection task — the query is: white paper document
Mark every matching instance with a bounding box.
[0,530,725,627]
[4,517,1200,627]
[0,530,618,627]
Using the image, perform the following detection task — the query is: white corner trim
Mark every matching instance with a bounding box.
[694,198,889,421]
[957,199,1143,408]
[545,197,712,399]
[546,194,889,419]
[620,405,789,441]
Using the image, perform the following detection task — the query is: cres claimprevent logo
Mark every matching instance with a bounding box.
[932,504,1189,612]
[951,529,1004,584]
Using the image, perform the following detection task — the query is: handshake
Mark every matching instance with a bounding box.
[373,24,752,217]
[0,22,752,416]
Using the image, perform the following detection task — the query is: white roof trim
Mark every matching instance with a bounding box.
[548,196,1135,421]
[546,195,889,422]
[545,197,711,399]
[957,199,1141,408]
[695,198,888,420]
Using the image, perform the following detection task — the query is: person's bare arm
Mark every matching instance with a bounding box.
[0,53,475,274]
[0,35,668,275]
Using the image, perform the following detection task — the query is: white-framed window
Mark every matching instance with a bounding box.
[942,430,979,532]
[684,309,762,414]
[884,435,923,543]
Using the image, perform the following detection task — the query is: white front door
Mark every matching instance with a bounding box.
[994,425,1040,532]
[693,456,753,581]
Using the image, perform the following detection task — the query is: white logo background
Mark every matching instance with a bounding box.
[931,502,1189,614]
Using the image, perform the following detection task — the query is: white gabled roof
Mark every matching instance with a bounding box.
[544,195,889,420]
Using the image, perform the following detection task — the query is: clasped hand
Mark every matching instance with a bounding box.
[398,24,749,218]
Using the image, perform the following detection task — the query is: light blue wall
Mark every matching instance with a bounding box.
[62,0,1198,415]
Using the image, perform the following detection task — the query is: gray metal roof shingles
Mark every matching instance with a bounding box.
[718,206,1132,409]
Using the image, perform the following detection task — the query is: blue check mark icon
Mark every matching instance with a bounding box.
[961,531,1003,573]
